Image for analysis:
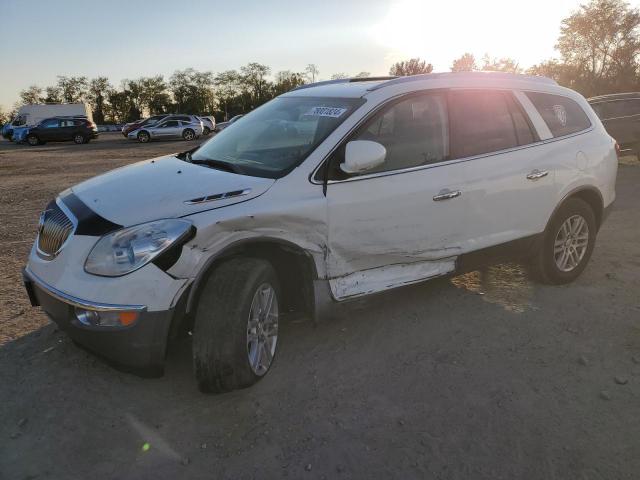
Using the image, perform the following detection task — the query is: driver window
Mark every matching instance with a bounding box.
[346,93,449,175]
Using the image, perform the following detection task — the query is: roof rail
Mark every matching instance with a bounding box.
[366,71,558,91]
[292,76,397,91]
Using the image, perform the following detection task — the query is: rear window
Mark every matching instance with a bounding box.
[525,92,591,137]
[449,90,534,158]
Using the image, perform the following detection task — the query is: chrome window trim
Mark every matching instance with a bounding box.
[309,88,594,186]
[35,197,78,260]
[24,267,147,312]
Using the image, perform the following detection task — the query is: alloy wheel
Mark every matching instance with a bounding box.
[554,214,589,272]
[246,283,278,376]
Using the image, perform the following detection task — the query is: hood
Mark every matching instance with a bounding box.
[71,155,275,226]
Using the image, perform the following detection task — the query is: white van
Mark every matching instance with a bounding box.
[11,103,93,127]
[23,73,617,393]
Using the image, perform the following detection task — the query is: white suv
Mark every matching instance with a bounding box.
[23,72,617,392]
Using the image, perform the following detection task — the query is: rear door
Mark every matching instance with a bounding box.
[446,89,558,247]
[38,118,62,141]
[58,119,77,141]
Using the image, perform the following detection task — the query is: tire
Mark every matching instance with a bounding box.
[27,134,39,146]
[203,126,211,135]
[137,131,150,143]
[193,258,281,393]
[182,129,195,141]
[73,133,86,144]
[529,198,597,285]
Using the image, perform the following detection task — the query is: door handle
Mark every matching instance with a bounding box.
[526,169,549,180]
[433,189,462,201]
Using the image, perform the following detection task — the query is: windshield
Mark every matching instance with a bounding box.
[192,96,363,178]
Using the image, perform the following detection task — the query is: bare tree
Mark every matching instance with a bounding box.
[305,64,319,83]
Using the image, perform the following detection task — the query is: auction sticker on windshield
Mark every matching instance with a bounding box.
[305,107,347,117]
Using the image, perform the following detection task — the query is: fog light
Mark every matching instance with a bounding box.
[75,308,139,327]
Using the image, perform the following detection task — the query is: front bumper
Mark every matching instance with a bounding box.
[23,267,173,376]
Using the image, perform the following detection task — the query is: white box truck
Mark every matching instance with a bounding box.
[12,103,93,127]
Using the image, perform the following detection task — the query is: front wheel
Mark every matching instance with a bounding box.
[27,134,39,146]
[137,131,150,143]
[193,258,280,393]
[529,198,597,284]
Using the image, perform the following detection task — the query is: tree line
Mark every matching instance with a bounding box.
[1,0,638,126]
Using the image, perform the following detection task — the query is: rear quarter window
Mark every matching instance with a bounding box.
[525,92,591,137]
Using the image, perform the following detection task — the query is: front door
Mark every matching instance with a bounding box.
[325,92,464,300]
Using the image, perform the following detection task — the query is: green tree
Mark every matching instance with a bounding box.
[451,53,477,72]
[138,76,171,114]
[389,58,433,76]
[214,70,242,120]
[240,63,271,108]
[272,70,306,96]
[169,68,216,114]
[556,0,640,95]
[87,77,112,123]
[19,85,43,105]
[43,86,63,103]
[57,76,89,103]
[480,55,522,73]
[0,106,8,125]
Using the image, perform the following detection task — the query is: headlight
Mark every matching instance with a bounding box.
[84,219,193,277]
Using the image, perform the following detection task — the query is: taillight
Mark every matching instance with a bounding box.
[614,140,621,158]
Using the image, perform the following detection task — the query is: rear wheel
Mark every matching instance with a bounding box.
[27,134,39,146]
[203,126,211,135]
[182,129,195,141]
[529,198,597,284]
[137,131,150,143]
[73,133,86,144]
[192,258,280,393]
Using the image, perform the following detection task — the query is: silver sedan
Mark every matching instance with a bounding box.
[128,118,203,143]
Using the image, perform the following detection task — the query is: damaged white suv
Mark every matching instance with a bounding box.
[23,73,617,392]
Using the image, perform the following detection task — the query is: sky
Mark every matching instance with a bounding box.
[1,0,636,111]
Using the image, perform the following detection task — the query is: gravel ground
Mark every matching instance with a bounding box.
[1,135,639,479]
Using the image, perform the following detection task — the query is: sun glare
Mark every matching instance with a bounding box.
[374,0,562,72]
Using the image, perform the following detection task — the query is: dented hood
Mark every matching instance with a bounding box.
[71,155,275,226]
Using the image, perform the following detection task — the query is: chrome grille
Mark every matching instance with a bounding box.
[37,202,75,259]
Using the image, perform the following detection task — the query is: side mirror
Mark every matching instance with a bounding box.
[340,140,386,175]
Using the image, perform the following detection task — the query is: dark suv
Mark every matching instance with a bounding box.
[26,116,99,146]
[588,92,640,158]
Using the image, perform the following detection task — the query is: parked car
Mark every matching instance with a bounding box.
[588,92,640,158]
[23,116,99,145]
[127,116,203,142]
[198,116,216,135]
[121,114,169,137]
[23,73,617,393]
[214,114,243,132]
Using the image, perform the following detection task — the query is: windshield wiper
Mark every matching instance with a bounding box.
[190,157,244,174]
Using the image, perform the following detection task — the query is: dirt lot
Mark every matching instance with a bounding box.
[1,134,639,479]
